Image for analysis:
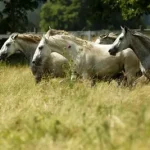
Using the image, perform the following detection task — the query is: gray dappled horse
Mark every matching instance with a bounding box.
[108,27,150,80]
[95,32,141,86]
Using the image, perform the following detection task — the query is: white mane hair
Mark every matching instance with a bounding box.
[45,29,70,38]
[45,33,96,51]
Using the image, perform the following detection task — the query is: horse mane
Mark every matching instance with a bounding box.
[17,34,41,43]
[62,34,89,45]
[131,29,150,39]
[100,32,117,39]
[108,32,118,39]
[128,29,150,48]
[45,29,70,37]
[46,33,93,52]
[130,29,150,52]
[47,33,90,45]
[45,29,92,46]
[61,35,94,51]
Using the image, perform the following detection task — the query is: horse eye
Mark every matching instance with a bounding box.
[120,37,123,41]
[6,43,11,47]
[67,45,71,48]
[39,46,43,50]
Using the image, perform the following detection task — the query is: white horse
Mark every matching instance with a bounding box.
[108,26,150,79]
[0,33,68,83]
[32,33,140,86]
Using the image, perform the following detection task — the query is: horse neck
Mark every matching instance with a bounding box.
[129,35,150,69]
[16,38,38,63]
[47,40,79,62]
[95,43,113,51]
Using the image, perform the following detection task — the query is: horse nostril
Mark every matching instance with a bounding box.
[109,49,116,56]
[108,49,112,54]
[0,53,7,60]
[32,60,35,64]
[32,58,42,66]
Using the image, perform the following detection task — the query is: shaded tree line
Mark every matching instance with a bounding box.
[40,0,150,31]
[0,0,150,33]
[0,0,46,33]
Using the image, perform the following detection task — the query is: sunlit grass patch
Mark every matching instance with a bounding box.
[0,64,150,150]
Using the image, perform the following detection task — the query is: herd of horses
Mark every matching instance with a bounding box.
[0,26,150,87]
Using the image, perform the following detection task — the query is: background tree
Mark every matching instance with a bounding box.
[40,0,91,31]
[0,0,44,33]
[40,0,150,31]
[86,0,149,29]
[103,0,150,20]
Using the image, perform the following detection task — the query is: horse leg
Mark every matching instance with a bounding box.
[91,78,96,87]
[135,75,150,85]
[71,70,78,82]
[35,75,42,84]
[124,61,140,87]
[90,75,100,87]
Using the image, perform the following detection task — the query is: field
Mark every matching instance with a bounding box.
[0,64,150,150]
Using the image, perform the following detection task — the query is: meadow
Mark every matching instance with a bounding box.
[0,63,150,150]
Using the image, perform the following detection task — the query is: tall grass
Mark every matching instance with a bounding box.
[0,64,150,150]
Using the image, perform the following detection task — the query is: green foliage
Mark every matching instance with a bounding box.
[0,0,42,33]
[0,0,149,32]
[40,0,150,31]
[102,0,150,20]
[40,0,91,31]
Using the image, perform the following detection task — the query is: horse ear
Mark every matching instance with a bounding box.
[45,37,49,43]
[120,26,124,30]
[43,35,48,43]
[120,26,128,34]
[105,33,109,37]
[49,26,51,30]
[124,26,128,33]
[11,33,18,40]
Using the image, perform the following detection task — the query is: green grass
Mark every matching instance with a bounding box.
[0,64,150,150]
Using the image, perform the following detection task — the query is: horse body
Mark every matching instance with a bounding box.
[81,48,122,78]
[33,33,140,85]
[0,33,68,83]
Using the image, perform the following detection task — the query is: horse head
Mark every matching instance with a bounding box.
[0,33,19,60]
[108,26,130,55]
[32,35,50,66]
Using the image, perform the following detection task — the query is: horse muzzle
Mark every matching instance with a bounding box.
[0,53,8,61]
[32,58,42,66]
[108,48,118,56]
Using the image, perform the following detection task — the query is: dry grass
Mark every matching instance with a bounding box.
[0,64,150,150]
